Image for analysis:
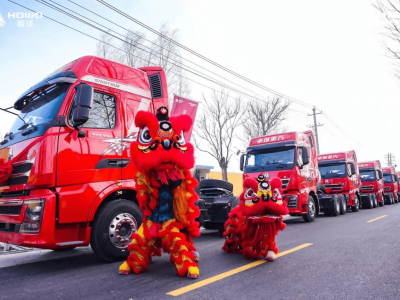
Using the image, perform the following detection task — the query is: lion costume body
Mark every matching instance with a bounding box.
[119,107,200,278]
[222,176,288,260]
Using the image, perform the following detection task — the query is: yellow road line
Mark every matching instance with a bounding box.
[367,215,388,223]
[167,243,313,297]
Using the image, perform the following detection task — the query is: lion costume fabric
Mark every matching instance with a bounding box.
[119,107,200,278]
[222,176,288,260]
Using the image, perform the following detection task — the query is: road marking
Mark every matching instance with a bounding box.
[367,215,388,223]
[167,243,313,297]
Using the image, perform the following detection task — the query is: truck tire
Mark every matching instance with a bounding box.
[367,194,374,209]
[303,196,316,222]
[339,195,347,215]
[332,196,340,216]
[199,179,233,193]
[372,194,377,208]
[379,194,384,206]
[91,199,142,262]
[351,195,360,212]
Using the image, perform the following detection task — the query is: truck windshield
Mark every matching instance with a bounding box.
[359,170,376,182]
[383,173,393,183]
[9,83,70,134]
[245,147,296,172]
[319,163,346,179]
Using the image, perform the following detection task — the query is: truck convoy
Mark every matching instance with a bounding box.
[1,56,398,259]
[0,56,169,261]
[317,151,360,214]
[382,166,398,204]
[359,161,385,207]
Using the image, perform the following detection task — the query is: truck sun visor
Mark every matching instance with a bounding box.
[14,70,77,110]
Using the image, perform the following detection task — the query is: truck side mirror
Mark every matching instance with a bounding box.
[71,83,93,128]
[377,170,383,180]
[301,147,309,166]
[350,164,356,175]
[240,154,245,171]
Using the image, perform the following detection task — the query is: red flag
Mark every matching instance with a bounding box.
[170,95,199,141]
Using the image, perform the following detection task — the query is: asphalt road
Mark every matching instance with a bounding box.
[1,203,400,300]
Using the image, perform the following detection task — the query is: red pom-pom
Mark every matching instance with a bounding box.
[0,159,13,185]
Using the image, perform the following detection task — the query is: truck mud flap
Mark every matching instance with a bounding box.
[360,194,370,206]
[317,194,336,211]
[210,197,238,224]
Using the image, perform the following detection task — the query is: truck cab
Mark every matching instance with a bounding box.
[359,160,385,207]
[240,130,320,222]
[318,151,361,212]
[0,56,169,261]
[382,166,398,204]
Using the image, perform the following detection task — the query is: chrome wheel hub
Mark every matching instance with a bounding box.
[109,213,137,249]
[309,201,315,217]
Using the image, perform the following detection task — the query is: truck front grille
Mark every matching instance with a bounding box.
[323,184,343,191]
[0,206,22,215]
[4,176,29,186]
[0,162,33,187]
[287,198,298,208]
[361,185,373,190]
[281,179,290,189]
[384,187,390,191]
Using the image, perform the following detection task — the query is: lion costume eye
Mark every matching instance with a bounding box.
[139,126,152,144]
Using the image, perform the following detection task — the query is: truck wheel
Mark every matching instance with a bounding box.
[91,199,142,262]
[351,195,360,212]
[372,194,377,208]
[367,194,373,209]
[332,196,340,216]
[339,195,347,215]
[303,196,316,222]
[379,194,384,206]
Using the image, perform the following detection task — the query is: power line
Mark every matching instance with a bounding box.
[96,0,315,109]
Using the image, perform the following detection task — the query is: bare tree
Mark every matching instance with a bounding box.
[194,89,246,181]
[95,32,119,62]
[241,97,290,145]
[375,0,400,78]
[95,23,191,98]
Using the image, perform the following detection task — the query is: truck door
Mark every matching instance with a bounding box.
[56,87,124,223]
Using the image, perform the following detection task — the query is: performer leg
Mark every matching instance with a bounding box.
[163,226,199,278]
[119,224,155,274]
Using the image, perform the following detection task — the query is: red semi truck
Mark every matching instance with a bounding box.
[0,56,169,261]
[382,166,398,205]
[358,161,384,207]
[239,131,322,222]
[317,151,361,214]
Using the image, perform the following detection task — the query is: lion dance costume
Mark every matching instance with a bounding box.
[119,107,200,278]
[222,175,288,260]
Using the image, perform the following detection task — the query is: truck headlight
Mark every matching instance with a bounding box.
[19,199,45,234]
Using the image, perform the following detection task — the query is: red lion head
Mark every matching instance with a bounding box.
[239,176,288,218]
[130,107,195,181]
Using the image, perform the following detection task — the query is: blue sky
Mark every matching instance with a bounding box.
[0,0,399,171]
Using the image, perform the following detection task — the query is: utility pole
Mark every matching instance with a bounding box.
[308,106,323,155]
[384,153,396,166]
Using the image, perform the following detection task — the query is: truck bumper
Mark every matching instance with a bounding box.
[0,189,89,249]
[0,189,57,248]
